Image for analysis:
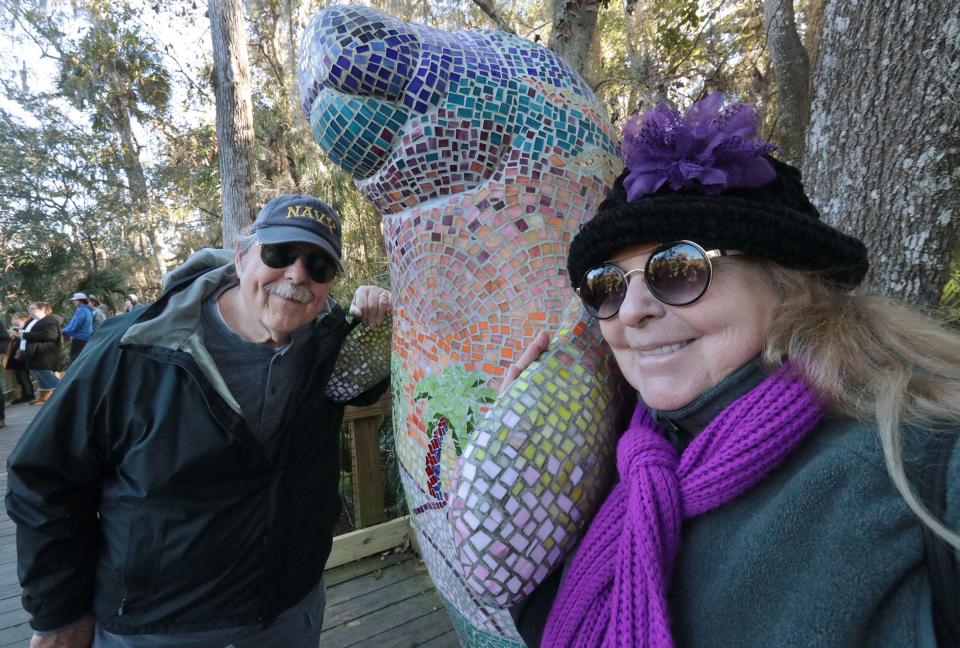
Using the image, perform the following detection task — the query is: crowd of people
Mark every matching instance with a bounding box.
[0,293,139,427]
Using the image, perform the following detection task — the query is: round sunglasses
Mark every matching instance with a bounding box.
[258,241,339,284]
[577,240,744,319]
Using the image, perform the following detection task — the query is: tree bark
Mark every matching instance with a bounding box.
[803,0,960,309]
[548,0,602,85]
[763,0,810,165]
[112,83,168,280]
[209,0,257,248]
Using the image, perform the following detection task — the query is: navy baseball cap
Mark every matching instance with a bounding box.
[250,195,343,270]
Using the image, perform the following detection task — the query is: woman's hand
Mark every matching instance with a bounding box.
[499,331,551,396]
[349,286,392,328]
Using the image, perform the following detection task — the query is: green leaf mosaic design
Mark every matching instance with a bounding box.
[415,366,496,456]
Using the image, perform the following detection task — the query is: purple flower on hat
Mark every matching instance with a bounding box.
[621,92,778,202]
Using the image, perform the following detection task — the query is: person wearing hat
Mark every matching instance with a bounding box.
[7,195,392,648]
[87,296,108,330]
[61,291,94,362]
[122,293,139,313]
[502,94,960,646]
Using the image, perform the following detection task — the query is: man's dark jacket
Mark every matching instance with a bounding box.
[6,250,388,634]
[21,314,61,371]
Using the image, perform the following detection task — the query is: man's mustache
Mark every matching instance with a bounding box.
[264,281,313,304]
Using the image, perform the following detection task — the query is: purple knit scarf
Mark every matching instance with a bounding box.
[541,365,823,647]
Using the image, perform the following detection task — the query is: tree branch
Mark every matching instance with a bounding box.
[470,0,516,35]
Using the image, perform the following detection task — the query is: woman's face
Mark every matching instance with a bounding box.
[598,243,781,410]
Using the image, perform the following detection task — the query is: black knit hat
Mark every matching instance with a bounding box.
[567,158,869,290]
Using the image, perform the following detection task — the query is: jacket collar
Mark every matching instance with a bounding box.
[647,355,770,445]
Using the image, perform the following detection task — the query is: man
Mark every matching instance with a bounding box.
[61,292,94,362]
[7,195,392,648]
[87,296,108,331]
[20,302,61,405]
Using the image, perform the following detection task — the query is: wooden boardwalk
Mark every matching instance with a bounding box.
[0,402,458,647]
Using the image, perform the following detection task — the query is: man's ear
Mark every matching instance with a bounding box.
[235,242,244,271]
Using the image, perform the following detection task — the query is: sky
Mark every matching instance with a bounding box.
[0,1,214,131]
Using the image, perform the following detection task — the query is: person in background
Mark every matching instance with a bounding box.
[6,311,35,404]
[507,94,959,647]
[8,195,392,648]
[21,302,61,405]
[0,315,7,429]
[61,292,94,362]
[87,296,107,331]
[122,294,139,313]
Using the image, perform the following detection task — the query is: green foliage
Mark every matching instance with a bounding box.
[58,7,170,133]
[939,249,960,326]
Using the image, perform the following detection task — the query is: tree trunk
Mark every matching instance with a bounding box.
[113,94,168,279]
[548,0,602,85]
[803,0,960,309]
[763,0,810,165]
[209,0,257,248]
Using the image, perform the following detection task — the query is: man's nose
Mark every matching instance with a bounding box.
[283,254,311,283]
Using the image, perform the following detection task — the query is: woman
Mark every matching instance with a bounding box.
[21,301,61,404]
[5,311,35,403]
[508,94,958,647]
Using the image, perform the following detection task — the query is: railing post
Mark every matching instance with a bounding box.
[343,394,391,529]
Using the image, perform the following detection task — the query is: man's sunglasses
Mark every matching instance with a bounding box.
[577,240,744,319]
[258,242,339,284]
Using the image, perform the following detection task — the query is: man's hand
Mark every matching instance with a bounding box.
[348,286,392,328]
[498,331,551,396]
[30,616,94,648]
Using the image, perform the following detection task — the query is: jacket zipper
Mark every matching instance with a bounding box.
[118,568,128,616]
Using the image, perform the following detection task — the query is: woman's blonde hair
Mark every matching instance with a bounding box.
[759,261,960,549]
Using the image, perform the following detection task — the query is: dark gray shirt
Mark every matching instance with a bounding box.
[200,281,324,450]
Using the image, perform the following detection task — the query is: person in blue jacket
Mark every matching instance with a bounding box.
[61,292,94,362]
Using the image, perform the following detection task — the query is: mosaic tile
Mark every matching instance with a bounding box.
[325,314,393,402]
[300,5,626,645]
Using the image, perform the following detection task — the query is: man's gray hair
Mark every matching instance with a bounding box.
[236,233,257,257]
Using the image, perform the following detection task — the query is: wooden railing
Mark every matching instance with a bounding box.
[2,369,17,401]
[329,393,412,569]
[342,393,392,529]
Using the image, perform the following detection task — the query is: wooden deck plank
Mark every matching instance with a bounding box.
[349,607,458,648]
[416,628,459,647]
[323,565,436,628]
[319,586,449,647]
[326,559,420,608]
[323,552,412,589]
[0,404,31,646]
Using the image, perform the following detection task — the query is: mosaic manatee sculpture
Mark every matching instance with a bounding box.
[299,6,626,644]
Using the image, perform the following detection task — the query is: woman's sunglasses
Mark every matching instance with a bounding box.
[577,240,744,319]
[258,241,339,284]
